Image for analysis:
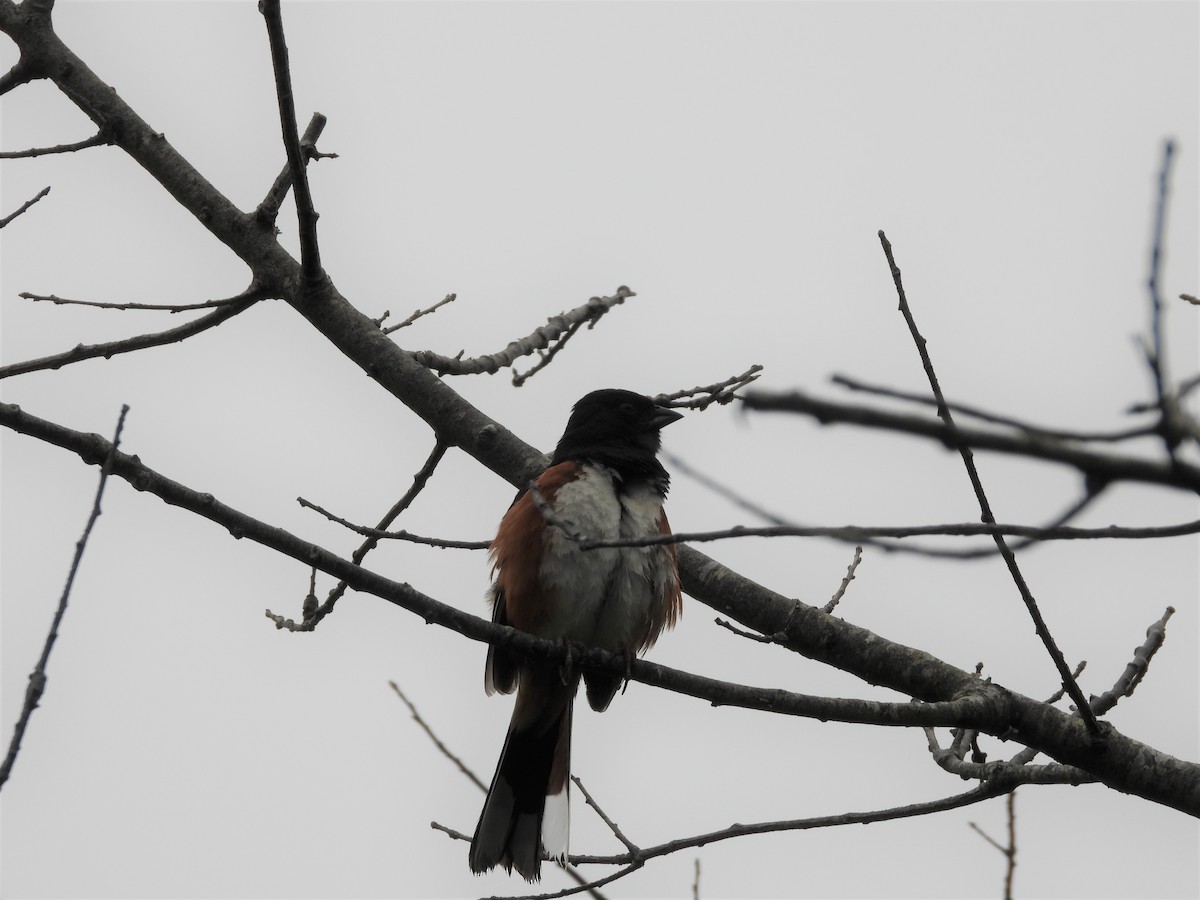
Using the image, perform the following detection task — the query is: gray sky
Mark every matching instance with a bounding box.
[2,2,1198,897]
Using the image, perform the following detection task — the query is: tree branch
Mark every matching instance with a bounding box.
[253,112,329,229]
[739,389,1200,493]
[2,400,1197,815]
[409,287,633,381]
[0,404,128,790]
[0,131,111,159]
[0,286,266,380]
[268,438,454,631]
[0,185,50,227]
[259,0,322,282]
[878,228,1097,733]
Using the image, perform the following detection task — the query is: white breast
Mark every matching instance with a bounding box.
[536,464,669,652]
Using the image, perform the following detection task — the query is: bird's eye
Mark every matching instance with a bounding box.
[618,402,636,416]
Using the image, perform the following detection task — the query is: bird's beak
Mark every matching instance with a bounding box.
[650,405,684,429]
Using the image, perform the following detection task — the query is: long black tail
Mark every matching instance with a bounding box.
[469,692,573,881]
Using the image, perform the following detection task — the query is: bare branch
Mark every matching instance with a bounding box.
[823,545,862,614]
[0,285,266,380]
[568,516,1200,552]
[409,287,633,379]
[831,373,1156,443]
[268,439,456,631]
[654,365,764,410]
[260,0,322,282]
[1090,606,1175,716]
[1143,139,1180,453]
[560,782,1014,869]
[381,293,456,334]
[253,112,330,228]
[571,775,637,853]
[0,185,50,228]
[389,681,486,792]
[878,229,1097,734]
[968,791,1016,900]
[662,451,790,526]
[0,404,128,791]
[740,389,1200,494]
[0,131,111,159]
[293,495,489,552]
[923,726,1095,786]
[435,782,1012,898]
[18,291,251,313]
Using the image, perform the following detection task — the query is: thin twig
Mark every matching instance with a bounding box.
[567,517,1200,551]
[0,131,110,159]
[0,404,129,790]
[823,546,862,613]
[571,775,637,853]
[662,451,790,526]
[654,365,764,410]
[1089,606,1174,716]
[967,789,1017,900]
[0,185,50,228]
[831,373,1155,443]
[410,288,633,378]
[292,496,488,552]
[437,781,1013,876]
[381,293,457,334]
[389,681,486,791]
[1143,139,1178,455]
[425,824,636,900]
[18,291,249,313]
[260,0,322,282]
[268,439,454,630]
[878,229,1097,734]
[0,285,266,380]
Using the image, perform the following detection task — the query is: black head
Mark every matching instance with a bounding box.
[551,389,682,482]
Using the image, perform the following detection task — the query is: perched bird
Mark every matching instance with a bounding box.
[468,389,683,881]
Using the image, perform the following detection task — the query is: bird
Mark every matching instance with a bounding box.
[468,388,683,881]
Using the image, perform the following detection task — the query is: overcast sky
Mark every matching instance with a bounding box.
[2,2,1198,898]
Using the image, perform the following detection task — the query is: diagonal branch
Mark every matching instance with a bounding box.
[0,404,128,790]
[268,438,452,631]
[0,285,267,380]
[253,112,330,228]
[877,229,1098,734]
[0,185,50,227]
